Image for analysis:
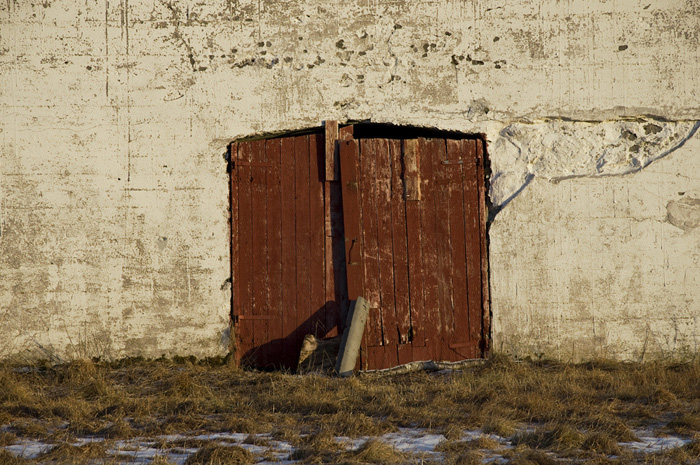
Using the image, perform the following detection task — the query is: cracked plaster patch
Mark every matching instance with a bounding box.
[667,197,700,230]
[488,118,700,210]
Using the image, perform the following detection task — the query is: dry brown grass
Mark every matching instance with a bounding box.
[581,432,622,455]
[0,449,31,465]
[36,441,109,463]
[0,355,698,463]
[290,430,345,462]
[504,448,558,465]
[351,439,405,464]
[184,444,253,465]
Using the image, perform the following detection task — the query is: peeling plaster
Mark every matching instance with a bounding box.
[488,118,700,211]
[667,197,700,231]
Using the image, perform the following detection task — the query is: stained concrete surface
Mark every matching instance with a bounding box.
[1,0,699,361]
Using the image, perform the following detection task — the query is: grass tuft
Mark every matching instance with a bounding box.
[445,450,484,465]
[184,444,254,465]
[290,430,344,461]
[505,448,558,465]
[37,442,109,462]
[352,439,405,464]
[483,418,518,438]
[0,450,31,465]
[581,432,621,455]
[0,432,18,446]
[511,424,584,450]
[667,413,700,435]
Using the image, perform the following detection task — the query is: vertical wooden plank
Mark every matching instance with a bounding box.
[339,139,363,301]
[476,139,490,356]
[280,136,297,369]
[324,125,340,337]
[446,139,469,357]
[266,138,283,365]
[462,139,483,354]
[390,140,411,346]
[330,180,348,330]
[403,140,421,201]
[324,180,341,337]
[422,138,449,361]
[325,121,339,181]
[375,139,399,368]
[359,139,383,348]
[309,134,327,336]
[237,141,254,362]
[230,143,241,364]
[437,139,456,361]
[295,136,311,346]
[403,139,425,349]
[250,139,268,365]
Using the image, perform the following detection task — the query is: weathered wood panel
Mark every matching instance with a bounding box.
[359,139,382,348]
[403,139,425,348]
[339,139,363,301]
[231,130,488,370]
[446,139,469,357]
[279,137,297,368]
[418,138,440,363]
[462,139,483,358]
[266,138,283,361]
[250,140,268,360]
[237,141,254,362]
[294,136,312,343]
[390,140,411,346]
[309,135,327,336]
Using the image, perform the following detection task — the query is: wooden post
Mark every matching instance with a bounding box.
[325,120,339,181]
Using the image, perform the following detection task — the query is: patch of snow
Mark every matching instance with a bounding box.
[5,439,52,459]
[620,431,692,453]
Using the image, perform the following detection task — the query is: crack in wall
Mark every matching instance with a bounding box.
[488,118,700,214]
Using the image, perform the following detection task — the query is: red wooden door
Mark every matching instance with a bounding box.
[339,136,488,370]
[230,127,488,371]
[230,134,344,369]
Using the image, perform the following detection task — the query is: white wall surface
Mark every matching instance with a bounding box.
[1,0,699,361]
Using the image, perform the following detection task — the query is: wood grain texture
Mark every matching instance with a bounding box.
[237,141,254,362]
[294,136,311,349]
[280,137,297,368]
[403,139,425,348]
[446,139,469,356]
[389,139,411,345]
[325,120,339,181]
[309,134,326,336]
[418,138,441,359]
[359,139,383,347]
[462,139,483,354]
[250,139,268,362]
[375,138,397,348]
[266,138,283,363]
[339,139,363,301]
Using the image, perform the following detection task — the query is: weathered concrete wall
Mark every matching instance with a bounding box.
[1,0,699,361]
